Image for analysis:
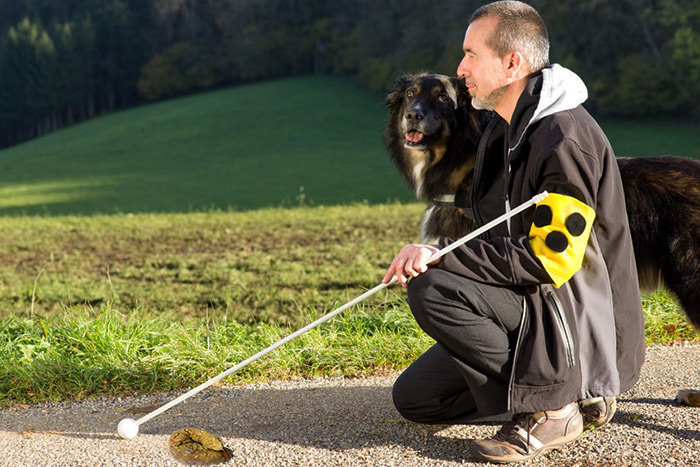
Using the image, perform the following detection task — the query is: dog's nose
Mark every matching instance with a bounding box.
[405,106,424,122]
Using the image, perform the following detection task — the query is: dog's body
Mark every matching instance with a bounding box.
[384,73,700,328]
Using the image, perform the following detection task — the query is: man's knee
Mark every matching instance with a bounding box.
[392,369,438,424]
[393,367,478,425]
[392,371,418,421]
[406,268,434,304]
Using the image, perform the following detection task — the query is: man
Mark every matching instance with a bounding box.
[383,1,645,463]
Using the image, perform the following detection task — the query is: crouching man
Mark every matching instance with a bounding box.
[383,1,645,463]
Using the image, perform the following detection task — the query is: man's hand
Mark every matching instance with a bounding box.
[383,244,441,287]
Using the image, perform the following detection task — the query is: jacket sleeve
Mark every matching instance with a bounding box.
[436,138,600,287]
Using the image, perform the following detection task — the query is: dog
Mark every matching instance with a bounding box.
[384,73,700,329]
[383,74,486,243]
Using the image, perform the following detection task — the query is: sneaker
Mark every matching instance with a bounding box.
[469,402,583,464]
[579,396,616,430]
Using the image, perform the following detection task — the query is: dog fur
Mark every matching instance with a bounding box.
[384,73,700,328]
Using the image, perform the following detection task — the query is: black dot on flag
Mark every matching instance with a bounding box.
[566,213,587,236]
[545,231,569,253]
[533,205,553,227]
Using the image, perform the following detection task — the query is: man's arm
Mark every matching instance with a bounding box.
[438,139,600,287]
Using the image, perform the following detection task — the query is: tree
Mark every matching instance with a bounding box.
[0,17,59,143]
[657,0,700,118]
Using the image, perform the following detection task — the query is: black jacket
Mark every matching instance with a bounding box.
[438,65,645,413]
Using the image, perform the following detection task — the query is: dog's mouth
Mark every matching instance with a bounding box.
[405,130,426,147]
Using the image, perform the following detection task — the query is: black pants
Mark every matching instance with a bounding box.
[392,267,523,424]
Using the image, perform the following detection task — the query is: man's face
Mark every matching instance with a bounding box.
[457,16,509,111]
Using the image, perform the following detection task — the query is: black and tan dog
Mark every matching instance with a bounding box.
[384,73,700,328]
[384,74,485,243]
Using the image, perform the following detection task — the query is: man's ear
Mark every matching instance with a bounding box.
[504,51,527,80]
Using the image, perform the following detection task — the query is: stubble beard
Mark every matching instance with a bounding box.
[470,85,508,111]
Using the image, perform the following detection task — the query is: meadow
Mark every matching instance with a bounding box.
[1,76,698,407]
[0,76,409,216]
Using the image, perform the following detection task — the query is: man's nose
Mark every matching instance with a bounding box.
[457,57,469,77]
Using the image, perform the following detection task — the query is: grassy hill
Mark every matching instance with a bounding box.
[0,75,698,216]
[0,76,411,215]
[600,118,700,158]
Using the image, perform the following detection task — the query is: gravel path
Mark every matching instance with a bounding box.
[1,344,699,466]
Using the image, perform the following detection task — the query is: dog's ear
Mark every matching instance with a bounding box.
[450,76,470,109]
[385,74,414,109]
[450,75,491,140]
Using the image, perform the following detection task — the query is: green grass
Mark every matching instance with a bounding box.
[0,203,433,406]
[0,305,433,407]
[0,203,424,322]
[0,76,411,215]
[2,289,693,408]
[642,290,699,344]
[601,119,700,158]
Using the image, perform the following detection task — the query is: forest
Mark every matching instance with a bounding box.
[0,0,698,149]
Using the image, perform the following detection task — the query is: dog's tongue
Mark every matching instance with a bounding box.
[405,131,424,143]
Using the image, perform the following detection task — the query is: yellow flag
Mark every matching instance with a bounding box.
[529,192,595,287]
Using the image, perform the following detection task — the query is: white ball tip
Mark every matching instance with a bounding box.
[117,418,139,439]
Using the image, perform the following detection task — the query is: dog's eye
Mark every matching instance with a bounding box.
[406,88,416,98]
[437,93,449,104]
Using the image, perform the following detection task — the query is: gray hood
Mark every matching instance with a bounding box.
[508,64,588,154]
[530,64,588,126]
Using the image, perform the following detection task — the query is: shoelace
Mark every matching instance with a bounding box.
[496,412,549,454]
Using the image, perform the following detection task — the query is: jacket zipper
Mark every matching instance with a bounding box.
[507,296,528,412]
[505,136,513,233]
[544,286,576,368]
[508,287,575,411]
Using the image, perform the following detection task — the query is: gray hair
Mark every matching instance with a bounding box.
[470,1,550,72]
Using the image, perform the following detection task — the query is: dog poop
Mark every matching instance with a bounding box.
[676,389,700,407]
[169,428,233,465]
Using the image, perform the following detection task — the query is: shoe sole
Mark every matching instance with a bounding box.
[469,428,583,464]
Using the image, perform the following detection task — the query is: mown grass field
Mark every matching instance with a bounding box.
[1,76,699,407]
[0,204,422,323]
[0,76,409,216]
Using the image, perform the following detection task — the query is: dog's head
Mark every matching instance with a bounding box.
[384,74,473,151]
[383,73,487,199]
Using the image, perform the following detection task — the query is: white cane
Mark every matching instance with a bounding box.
[116,191,549,439]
